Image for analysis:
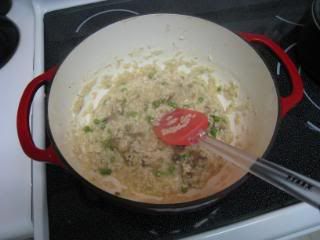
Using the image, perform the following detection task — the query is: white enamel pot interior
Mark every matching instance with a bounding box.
[47,14,282,208]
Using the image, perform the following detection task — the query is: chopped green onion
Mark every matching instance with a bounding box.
[168,164,176,174]
[102,138,114,150]
[127,111,138,117]
[182,104,191,108]
[217,86,222,92]
[154,170,163,177]
[99,168,112,175]
[125,124,132,132]
[121,87,127,92]
[211,115,222,123]
[154,164,176,177]
[148,72,156,79]
[181,186,188,193]
[110,157,116,163]
[93,118,107,129]
[211,114,226,123]
[167,100,178,108]
[93,119,101,125]
[146,115,154,123]
[83,126,93,133]
[152,99,162,109]
[120,98,127,110]
[179,153,191,160]
[153,98,177,109]
[209,127,218,138]
[198,97,204,103]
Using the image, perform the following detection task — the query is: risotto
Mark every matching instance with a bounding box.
[69,55,244,203]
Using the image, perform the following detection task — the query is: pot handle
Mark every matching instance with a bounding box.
[239,32,303,118]
[17,67,62,166]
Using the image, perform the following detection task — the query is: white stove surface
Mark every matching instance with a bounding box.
[2,0,319,239]
[0,0,34,239]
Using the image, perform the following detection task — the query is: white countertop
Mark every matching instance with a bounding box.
[1,0,319,239]
[186,203,320,240]
[0,0,34,239]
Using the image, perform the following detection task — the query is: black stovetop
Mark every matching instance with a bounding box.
[44,0,320,239]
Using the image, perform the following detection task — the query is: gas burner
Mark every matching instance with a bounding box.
[0,16,19,69]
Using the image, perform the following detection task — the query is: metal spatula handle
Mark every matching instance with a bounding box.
[199,135,320,209]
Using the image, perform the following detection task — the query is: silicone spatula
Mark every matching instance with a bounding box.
[154,108,320,209]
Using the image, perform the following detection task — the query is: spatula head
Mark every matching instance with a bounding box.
[153,109,209,146]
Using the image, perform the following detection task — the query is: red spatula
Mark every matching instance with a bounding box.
[153,108,209,146]
[154,109,320,209]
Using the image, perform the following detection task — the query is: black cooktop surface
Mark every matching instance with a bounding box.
[44,0,320,239]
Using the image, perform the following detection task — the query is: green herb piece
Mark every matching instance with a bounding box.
[198,97,204,103]
[93,118,108,129]
[127,111,138,117]
[161,81,168,85]
[181,186,188,193]
[209,127,218,138]
[211,114,226,123]
[110,156,116,163]
[211,115,222,123]
[217,86,222,92]
[182,104,191,108]
[121,87,127,92]
[125,124,132,132]
[120,98,127,111]
[83,126,93,133]
[167,100,178,108]
[168,164,176,175]
[146,115,154,123]
[153,98,177,109]
[102,118,108,123]
[179,153,191,160]
[154,170,163,177]
[93,119,101,125]
[148,71,156,79]
[154,164,176,177]
[152,99,162,109]
[102,138,114,150]
[99,168,112,175]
